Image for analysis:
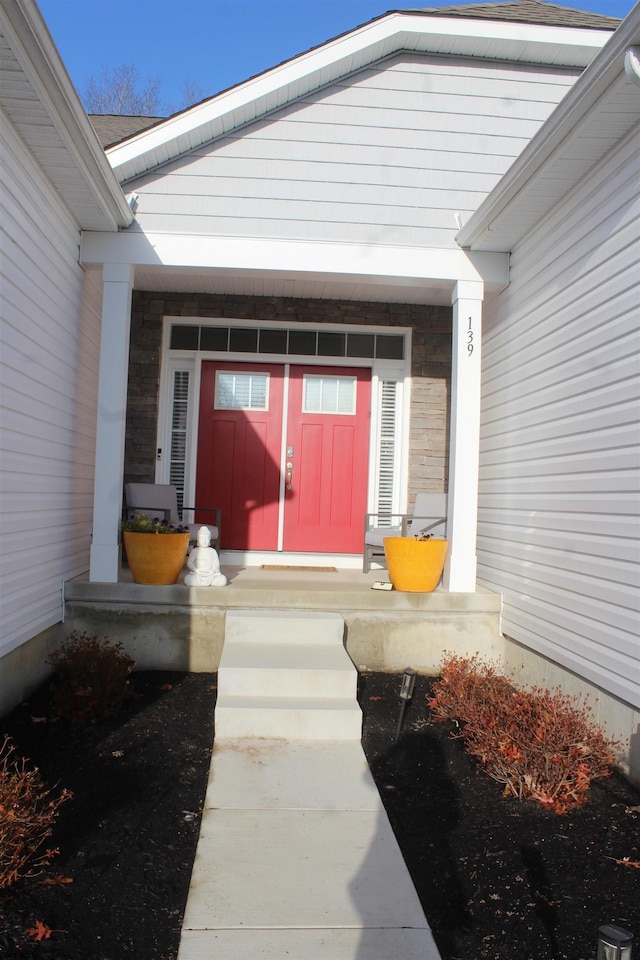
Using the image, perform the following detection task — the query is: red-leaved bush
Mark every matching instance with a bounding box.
[0,737,71,889]
[428,655,619,814]
[48,632,135,726]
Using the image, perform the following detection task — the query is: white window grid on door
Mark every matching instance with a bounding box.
[214,371,270,411]
[302,375,357,415]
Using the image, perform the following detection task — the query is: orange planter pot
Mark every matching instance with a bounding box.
[123,531,190,585]
[384,537,448,592]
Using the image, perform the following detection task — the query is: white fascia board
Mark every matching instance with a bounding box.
[1,0,132,229]
[457,5,640,251]
[107,12,612,183]
[80,231,508,288]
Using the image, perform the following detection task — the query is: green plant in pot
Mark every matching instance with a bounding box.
[121,513,190,585]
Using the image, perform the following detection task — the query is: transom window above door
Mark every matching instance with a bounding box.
[214,371,269,410]
[170,323,404,360]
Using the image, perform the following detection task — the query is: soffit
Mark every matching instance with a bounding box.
[108,11,614,185]
[0,0,131,231]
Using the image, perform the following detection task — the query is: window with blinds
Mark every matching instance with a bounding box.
[169,371,189,516]
[302,375,356,415]
[215,371,269,410]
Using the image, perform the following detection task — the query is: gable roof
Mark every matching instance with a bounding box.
[456,4,640,251]
[414,1,620,30]
[106,5,615,185]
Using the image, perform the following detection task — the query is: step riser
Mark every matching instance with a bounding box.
[225,610,345,647]
[215,705,362,740]
[218,668,357,699]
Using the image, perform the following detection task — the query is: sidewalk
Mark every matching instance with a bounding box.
[177,738,441,960]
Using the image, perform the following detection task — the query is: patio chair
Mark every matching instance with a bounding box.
[124,483,221,551]
[363,492,447,573]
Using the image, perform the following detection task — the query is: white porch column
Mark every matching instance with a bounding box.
[443,280,484,592]
[89,264,134,582]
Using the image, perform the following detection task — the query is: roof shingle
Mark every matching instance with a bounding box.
[411,1,620,31]
[89,114,165,148]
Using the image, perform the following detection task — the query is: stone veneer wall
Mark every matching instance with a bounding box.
[125,292,451,506]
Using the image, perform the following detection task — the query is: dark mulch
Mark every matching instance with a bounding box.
[0,672,216,960]
[1,670,639,959]
[360,672,640,960]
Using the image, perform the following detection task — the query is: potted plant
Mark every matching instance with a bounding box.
[121,513,190,585]
[383,532,448,592]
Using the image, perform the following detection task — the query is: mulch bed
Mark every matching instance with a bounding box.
[1,669,639,959]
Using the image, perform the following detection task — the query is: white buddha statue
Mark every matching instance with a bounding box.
[184,526,227,587]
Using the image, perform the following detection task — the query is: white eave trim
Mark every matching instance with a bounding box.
[107,11,613,184]
[456,5,640,251]
[81,230,509,290]
[1,0,132,230]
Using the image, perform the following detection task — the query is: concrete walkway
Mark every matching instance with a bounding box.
[177,738,441,959]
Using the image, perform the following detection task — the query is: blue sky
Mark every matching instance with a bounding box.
[39,0,636,115]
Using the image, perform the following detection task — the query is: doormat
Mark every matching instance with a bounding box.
[261,565,338,572]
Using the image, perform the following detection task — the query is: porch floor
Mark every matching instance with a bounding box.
[65,561,502,619]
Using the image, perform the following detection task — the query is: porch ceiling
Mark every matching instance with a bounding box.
[131,263,458,306]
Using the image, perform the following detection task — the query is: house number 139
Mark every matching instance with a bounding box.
[467,316,474,356]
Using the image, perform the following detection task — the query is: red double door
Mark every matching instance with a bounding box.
[195,361,371,553]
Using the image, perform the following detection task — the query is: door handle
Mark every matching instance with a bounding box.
[286,462,293,490]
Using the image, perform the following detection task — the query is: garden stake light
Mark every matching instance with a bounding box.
[597,924,634,960]
[394,668,416,744]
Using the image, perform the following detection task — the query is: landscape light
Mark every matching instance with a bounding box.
[394,669,417,743]
[597,924,634,960]
[399,668,416,701]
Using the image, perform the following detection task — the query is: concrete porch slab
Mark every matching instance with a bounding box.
[63,566,503,675]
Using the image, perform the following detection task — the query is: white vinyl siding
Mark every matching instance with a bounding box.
[477,128,640,709]
[131,54,578,249]
[0,106,102,658]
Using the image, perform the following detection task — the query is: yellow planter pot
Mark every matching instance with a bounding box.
[123,531,190,585]
[384,537,448,592]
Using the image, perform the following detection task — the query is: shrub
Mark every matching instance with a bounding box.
[429,654,619,814]
[48,632,135,725]
[0,736,71,889]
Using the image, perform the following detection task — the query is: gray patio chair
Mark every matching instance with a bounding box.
[124,483,221,551]
[363,492,447,573]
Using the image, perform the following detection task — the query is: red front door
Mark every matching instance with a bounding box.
[283,365,371,553]
[195,362,283,550]
[195,361,370,553]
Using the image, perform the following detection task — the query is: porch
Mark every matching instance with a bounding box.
[63,563,503,676]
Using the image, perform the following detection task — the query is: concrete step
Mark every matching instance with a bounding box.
[217,610,362,740]
[218,641,357,699]
[224,609,345,646]
[215,694,363,740]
